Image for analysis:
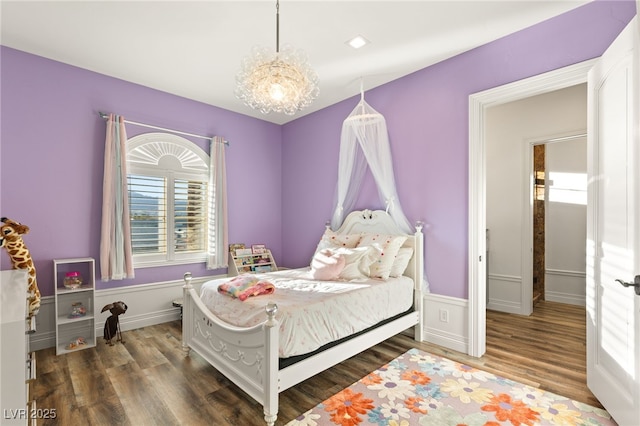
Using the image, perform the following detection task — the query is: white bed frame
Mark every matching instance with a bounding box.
[181,209,424,425]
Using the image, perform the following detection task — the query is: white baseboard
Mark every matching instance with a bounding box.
[487,273,523,314]
[29,275,219,352]
[545,268,585,306]
[545,290,586,306]
[422,293,468,353]
[486,298,522,314]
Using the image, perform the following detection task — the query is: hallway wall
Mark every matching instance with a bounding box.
[545,137,588,306]
[486,83,587,313]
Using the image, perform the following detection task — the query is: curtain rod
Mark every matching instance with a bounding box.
[98,112,229,146]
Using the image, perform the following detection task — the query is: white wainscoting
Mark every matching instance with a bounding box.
[29,275,218,352]
[422,293,468,353]
[545,268,586,306]
[486,273,523,314]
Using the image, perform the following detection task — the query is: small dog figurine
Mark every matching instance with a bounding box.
[102,301,127,346]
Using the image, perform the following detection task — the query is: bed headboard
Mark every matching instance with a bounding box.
[336,209,405,235]
[335,209,424,286]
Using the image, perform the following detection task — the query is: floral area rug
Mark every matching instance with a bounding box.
[286,348,616,426]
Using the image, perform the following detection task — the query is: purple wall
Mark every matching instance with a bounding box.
[281,0,636,299]
[0,47,283,296]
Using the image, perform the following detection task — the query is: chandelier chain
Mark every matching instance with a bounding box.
[276,0,280,53]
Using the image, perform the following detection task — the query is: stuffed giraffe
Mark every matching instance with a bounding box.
[0,217,41,317]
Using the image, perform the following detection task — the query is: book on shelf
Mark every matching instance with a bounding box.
[229,243,245,256]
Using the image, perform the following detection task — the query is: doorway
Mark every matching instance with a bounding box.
[484,85,587,317]
[467,59,596,357]
[534,135,588,308]
[532,143,546,306]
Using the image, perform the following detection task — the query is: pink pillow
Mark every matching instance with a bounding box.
[310,249,346,280]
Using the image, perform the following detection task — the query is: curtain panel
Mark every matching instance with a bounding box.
[100,114,134,281]
[207,136,229,269]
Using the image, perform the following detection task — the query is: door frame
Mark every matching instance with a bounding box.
[467,59,597,357]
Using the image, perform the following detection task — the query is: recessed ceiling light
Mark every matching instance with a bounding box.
[346,35,370,49]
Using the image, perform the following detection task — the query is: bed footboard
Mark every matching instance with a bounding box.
[182,273,279,426]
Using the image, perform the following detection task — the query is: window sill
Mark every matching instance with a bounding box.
[133,257,206,269]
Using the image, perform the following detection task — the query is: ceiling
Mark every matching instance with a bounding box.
[1,0,591,125]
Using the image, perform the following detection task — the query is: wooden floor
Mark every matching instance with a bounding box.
[32,300,601,425]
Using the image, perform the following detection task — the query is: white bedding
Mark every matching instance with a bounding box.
[199,268,414,358]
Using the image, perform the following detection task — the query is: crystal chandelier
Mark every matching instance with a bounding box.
[235,0,319,115]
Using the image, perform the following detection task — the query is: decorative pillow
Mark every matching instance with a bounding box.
[357,234,408,280]
[389,247,414,278]
[314,228,362,255]
[332,246,377,281]
[324,228,361,247]
[310,249,346,280]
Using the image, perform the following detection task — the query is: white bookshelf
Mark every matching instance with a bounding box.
[53,258,96,355]
[228,249,277,276]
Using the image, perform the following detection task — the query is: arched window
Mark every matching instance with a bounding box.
[126,133,209,267]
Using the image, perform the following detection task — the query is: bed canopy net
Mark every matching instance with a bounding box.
[331,91,412,234]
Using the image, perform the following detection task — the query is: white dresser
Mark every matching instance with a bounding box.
[1,269,35,425]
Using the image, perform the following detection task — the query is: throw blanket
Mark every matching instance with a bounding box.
[217,274,275,301]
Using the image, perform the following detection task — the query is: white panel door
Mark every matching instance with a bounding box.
[586,16,640,426]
